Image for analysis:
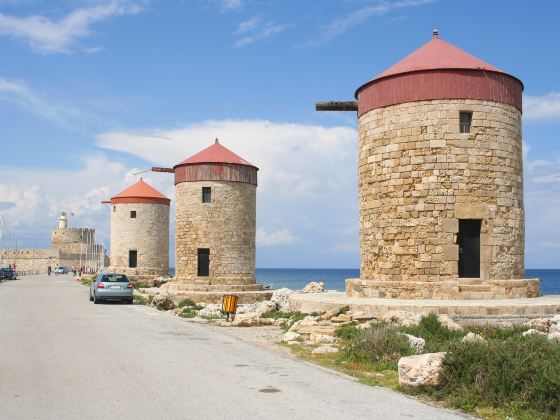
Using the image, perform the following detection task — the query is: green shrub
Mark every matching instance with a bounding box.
[343,323,413,370]
[134,295,149,305]
[400,313,464,352]
[261,310,292,319]
[435,334,560,414]
[179,309,198,319]
[334,324,361,341]
[338,306,350,315]
[280,312,309,332]
[178,298,203,311]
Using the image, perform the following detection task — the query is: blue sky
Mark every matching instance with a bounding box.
[0,0,559,269]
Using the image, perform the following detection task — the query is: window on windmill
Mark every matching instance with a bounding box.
[130,211,136,219]
[129,250,137,268]
[202,187,211,203]
[460,112,472,133]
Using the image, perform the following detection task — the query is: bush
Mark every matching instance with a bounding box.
[436,334,560,414]
[261,310,292,319]
[334,324,361,341]
[179,309,198,319]
[343,323,413,370]
[178,298,203,311]
[400,313,464,352]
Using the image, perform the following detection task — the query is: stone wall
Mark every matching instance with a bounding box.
[109,202,169,283]
[174,180,257,286]
[350,99,535,299]
[1,249,58,275]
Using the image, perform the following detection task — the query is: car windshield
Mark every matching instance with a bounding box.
[100,274,129,283]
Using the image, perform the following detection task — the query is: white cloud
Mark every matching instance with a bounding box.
[220,0,243,12]
[306,0,434,46]
[524,92,560,122]
[256,227,298,247]
[0,1,143,54]
[234,17,285,48]
[0,154,175,251]
[0,77,84,127]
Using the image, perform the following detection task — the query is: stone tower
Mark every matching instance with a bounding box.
[58,212,68,229]
[106,179,170,285]
[153,139,271,303]
[324,31,538,299]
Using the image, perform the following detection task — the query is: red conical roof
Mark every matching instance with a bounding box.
[110,179,170,205]
[373,31,505,81]
[176,139,257,168]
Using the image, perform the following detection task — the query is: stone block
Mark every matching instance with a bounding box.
[442,218,458,233]
[454,202,486,219]
[443,244,459,261]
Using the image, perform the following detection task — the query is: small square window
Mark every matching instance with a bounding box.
[202,187,211,203]
[460,112,472,133]
[129,250,137,268]
[130,211,136,219]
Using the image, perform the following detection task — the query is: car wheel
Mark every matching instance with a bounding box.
[127,298,134,304]
[93,294,101,304]
[89,293,94,302]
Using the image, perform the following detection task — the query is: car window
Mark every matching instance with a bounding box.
[101,274,129,283]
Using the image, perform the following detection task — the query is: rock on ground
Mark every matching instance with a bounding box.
[237,300,278,316]
[522,329,547,337]
[311,344,339,355]
[437,315,464,331]
[462,332,485,343]
[197,304,222,318]
[231,313,274,327]
[299,282,325,294]
[523,318,551,332]
[382,311,424,327]
[398,352,446,388]
[309,334,337,344]
[282,332,301,342]
[397,333,425,352]
[151,293,176,311]
[547,332,560,342]
[271,288,295,312]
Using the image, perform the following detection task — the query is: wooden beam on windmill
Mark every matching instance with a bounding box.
[315,101,358,112]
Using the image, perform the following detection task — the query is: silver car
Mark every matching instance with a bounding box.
[89,273,133,304]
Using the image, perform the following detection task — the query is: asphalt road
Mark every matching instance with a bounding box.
[0,275,466,419]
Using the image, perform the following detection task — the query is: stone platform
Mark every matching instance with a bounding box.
[346,278,540,300]
[146,282,273,304]
[289,292,560,321]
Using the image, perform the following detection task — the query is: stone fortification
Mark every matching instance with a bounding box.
[109,202,169,283]
[346,99,538,300]
[174,180,257,286]
[1,249,58,275]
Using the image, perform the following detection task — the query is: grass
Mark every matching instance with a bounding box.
[179,309,199,319]
[133,294,153,306]
[286,313,560,419]
[178,298,204,311]
[261,310,292,319]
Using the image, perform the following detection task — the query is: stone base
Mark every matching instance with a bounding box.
[109,266,169,286]
[346,278,540,300]
[289,292,560,321]
[159,281,272,304]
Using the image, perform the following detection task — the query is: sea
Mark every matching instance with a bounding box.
[169,268,560,295]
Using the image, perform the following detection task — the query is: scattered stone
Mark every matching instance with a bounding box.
[398,352,446,388]
[296,326,338,336]
[331,314,353,323]
[197,304,222,318]
[383,311,424,327]
[289,316,319,332]
[351,311,377,322]
[309,333,336,344]
[151,293,176,311]
[523,318,551,332]
[397,333,425,352]
[462,332,486,343]
[547,332,560,342]
[551,314,560,325]
[318,308,341,321]
[311,344,339,355]
[271,288,295,312]
[437,315,464,331]
[286,341,299,346]
[522,329,547,337]
[550,324,560,334]
[231,313,274,327]
[236,300,278,316]
[299,282,325,294]
[357,321,376,330]
[282,332,301,342]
